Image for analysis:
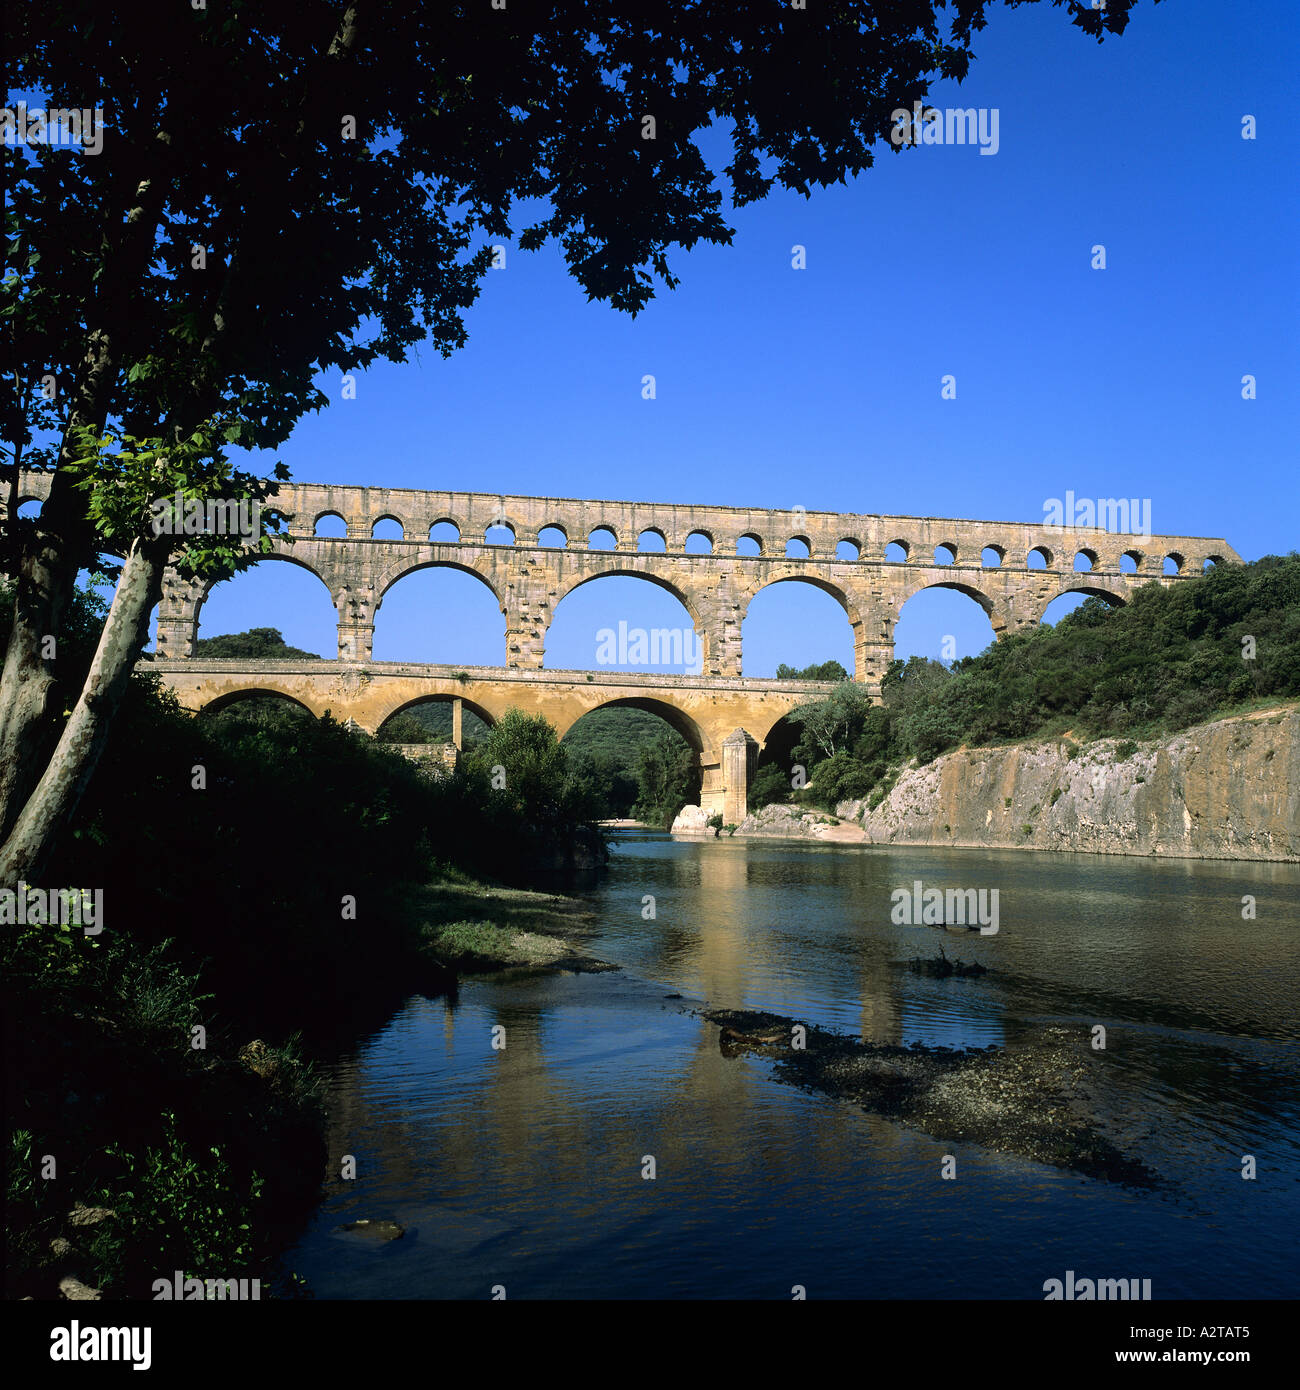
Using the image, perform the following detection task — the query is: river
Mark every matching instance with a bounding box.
[284,832,1300,1299]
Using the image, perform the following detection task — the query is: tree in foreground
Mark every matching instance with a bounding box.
[2,0,1145,878]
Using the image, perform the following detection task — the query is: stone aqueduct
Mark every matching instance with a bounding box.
[18,474,1243,823]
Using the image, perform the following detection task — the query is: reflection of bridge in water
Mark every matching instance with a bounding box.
[17,473,1238,821]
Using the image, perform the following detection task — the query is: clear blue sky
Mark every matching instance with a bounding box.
[194,0,1297,680]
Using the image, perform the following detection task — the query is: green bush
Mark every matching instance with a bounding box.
[748,762,793,811]
[806,750,877,810]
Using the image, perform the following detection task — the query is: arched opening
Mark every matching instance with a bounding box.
[1163,552,1184,576]
[684,531,713,555]
[429,519,460,542]
[981,546,1004,568]
[197,690,317,732]
[561,701,703,825]
[894,584,996,664]
[314,512,347,538]
[836,539,860,561]
[934,543,957,566]
[538,525,567,548]
[376,696,493,747]
[637,528,667,553]
[1202,556,1223,572]
[588,527,617,551]
[194,556,336,658]
[485,521,515,546]
[16,498,42,519]
[1027,546,1052,570]
[1120,551,1141,573]
[373,565,505,665]
[1040,589,1125,626]
[545,574,703,674]
[371,516,403,540]
[737,534,762,557]
[885,540,909,562]
[742,577,855,678]
[1074,549,1097,572]
[785,536,811,559]
[752,713,802,805]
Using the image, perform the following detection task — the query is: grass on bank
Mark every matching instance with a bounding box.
[409,875,602,972]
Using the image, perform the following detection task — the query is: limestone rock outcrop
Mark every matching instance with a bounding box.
[734,704,1300,862]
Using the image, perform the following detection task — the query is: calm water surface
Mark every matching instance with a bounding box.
[286,834,1300,1299]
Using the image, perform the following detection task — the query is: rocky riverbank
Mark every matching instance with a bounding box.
[691,702,1300,862]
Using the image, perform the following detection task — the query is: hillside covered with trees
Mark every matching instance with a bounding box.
[752,554,1300,812]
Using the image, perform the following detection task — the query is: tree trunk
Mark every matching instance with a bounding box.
[0,449,102,841]
[0,168,170,838]
[0,536,169,885]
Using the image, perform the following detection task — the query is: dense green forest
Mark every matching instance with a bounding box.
[560,707,699,826]
[752,554,1300,812]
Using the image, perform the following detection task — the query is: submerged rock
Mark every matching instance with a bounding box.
[907,948,988,978]
[337,1219,405,1242]
[703,1008,1160,1189]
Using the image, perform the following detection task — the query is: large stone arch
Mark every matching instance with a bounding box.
[892,575,1001,663]
[374,690,499,749]
[744,571,865,626]
[543,563,710,672]
[552,693,714,764]
[549,564,706,631]
[378,690,497,729]
[374,555,505,610]
[188,552,338,652]
[192,683,329,720]
[741,571,868,679]
[369,554,509,664]
[1037,583,1127,622]
[897,575,997,618]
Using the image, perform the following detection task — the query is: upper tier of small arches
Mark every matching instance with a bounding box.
[6,469,1236,578]
[306,510,1227,576]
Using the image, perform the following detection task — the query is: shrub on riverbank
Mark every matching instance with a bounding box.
[2,923,324,1298]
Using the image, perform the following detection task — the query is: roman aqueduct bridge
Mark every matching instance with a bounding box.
[15,474,1244,822]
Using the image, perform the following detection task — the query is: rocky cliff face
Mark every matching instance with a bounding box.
[726,704,1300,862]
